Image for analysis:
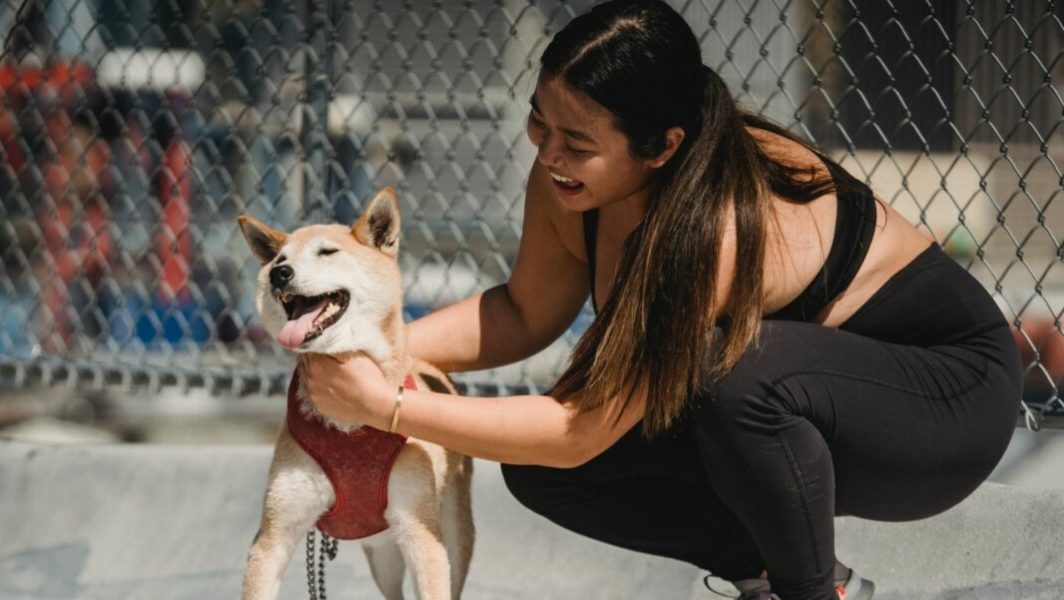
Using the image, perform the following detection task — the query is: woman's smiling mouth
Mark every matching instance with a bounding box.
[550,171,585,195]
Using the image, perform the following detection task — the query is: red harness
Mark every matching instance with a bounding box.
[286,372,416,540]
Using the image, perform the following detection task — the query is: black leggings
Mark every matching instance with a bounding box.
[501,244,1021,600]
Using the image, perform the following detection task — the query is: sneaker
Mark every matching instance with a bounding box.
[834,561,875,600]
[704,574,778,600]
[705,561,874,600]
[731,576,778,600]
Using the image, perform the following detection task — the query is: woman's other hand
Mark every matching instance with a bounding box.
[303,352,392,428]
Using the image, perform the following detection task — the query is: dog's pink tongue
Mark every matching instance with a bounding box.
[277,300,329,349]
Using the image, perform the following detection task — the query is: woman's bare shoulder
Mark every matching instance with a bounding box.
[746,126,829,182]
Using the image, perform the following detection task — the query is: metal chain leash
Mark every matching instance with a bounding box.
[305,529,339,600]
[305,531,318,600]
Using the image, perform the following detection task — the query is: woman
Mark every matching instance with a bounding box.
[305,1,1022,598]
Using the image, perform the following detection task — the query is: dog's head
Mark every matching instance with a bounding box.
[238,188,404,359]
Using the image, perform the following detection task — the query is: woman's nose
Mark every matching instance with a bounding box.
[536,134,562,168]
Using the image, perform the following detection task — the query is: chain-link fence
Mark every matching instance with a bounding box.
[0,0,1061,428]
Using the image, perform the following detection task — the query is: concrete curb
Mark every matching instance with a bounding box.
[1,441,1061,599]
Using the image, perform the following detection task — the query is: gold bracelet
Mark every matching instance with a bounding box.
[388,385,405,433]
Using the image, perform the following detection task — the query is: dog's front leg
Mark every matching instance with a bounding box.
[392,512,451,600]
[439,458,474,599]
[242,516,317,600]
[242,427,334,600]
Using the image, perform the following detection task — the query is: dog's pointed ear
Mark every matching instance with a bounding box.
[237,214,287,264]
[352,187,401,257]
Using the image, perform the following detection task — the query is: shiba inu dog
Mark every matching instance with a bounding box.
[237,188,474,600]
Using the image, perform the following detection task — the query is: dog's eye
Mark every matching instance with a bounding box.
[318,248,338,257]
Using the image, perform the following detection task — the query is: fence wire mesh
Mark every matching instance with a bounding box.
[0,0,1061,428]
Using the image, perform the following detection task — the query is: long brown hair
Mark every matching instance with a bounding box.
[548,0,836,437]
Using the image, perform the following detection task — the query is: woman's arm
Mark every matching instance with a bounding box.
[406,163,590,372]
[403,285,537,372]
[304,353,646,468]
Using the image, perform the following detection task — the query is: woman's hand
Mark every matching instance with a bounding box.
[302,352,392,429]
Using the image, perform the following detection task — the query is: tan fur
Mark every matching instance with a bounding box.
[238,189,474,600]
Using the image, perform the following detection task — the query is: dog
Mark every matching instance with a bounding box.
[237,188,474,600]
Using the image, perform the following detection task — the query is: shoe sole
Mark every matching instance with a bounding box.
[840,577,874,600]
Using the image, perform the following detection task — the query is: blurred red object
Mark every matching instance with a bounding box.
[0,59,93,100]
[156,139,191,301]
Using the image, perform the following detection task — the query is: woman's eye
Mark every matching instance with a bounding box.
[318,248,338,257]
[526,119,545,144]
[568,146,590,155]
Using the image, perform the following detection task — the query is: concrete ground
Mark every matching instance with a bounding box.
[2,437,1063,600]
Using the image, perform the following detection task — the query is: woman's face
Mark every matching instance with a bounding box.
[526,75,662,212]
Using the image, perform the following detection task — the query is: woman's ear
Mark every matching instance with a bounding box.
[646,126,686,169]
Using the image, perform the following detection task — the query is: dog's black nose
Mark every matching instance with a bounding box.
[269,264,294,289]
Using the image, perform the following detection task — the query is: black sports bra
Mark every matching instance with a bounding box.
[582,155,877,321]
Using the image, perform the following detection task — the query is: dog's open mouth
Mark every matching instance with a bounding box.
[275,290,350,349]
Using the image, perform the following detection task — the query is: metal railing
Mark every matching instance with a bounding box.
[0,0,1060,429]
